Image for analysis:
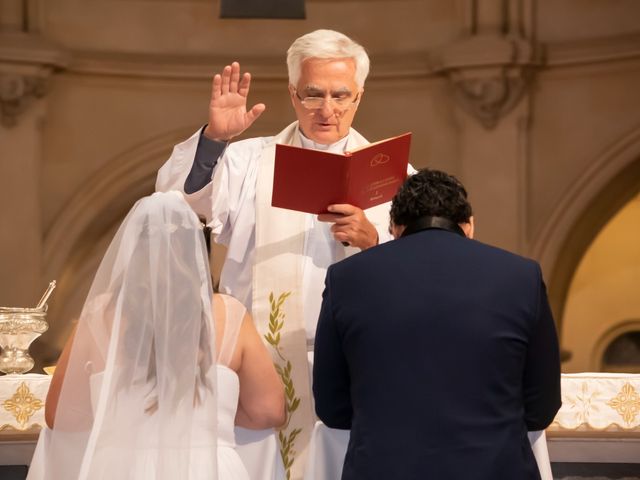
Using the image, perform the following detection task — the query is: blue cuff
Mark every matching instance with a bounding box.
[184,127,227,194]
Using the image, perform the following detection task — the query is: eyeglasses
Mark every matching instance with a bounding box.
[294,89,360,111]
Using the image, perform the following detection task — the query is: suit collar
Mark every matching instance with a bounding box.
[400,216,466,238]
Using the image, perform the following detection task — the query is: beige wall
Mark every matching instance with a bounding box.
[1,0,639,369]
[561,193,640,372]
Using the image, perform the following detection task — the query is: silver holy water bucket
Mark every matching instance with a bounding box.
[0,306,49,374]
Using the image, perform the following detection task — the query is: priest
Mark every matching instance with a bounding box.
[156,29,411,479]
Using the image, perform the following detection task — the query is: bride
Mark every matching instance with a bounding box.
[30,191,285,479]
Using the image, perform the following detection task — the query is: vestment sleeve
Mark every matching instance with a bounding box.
[156,128,245,242]
[156,127,217,221]
[185,129,227,194]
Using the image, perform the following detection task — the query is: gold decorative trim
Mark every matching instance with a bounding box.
[2,382,44,429]
[0,423,42,436]
[607,382,640,427]
[568,381,602,426]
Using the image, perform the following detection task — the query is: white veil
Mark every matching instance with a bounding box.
[44,191,218,480]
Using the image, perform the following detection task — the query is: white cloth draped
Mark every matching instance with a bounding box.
[303,423,553,480]
[156,124,395,338]
[29,192,223,479]
[157,122,398,479]
[29,424,283,480]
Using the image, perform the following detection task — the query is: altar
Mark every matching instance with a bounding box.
[303,373,640,480]
[0,374,49,479]
[1,373,639,479]
[0,372,285,480]
[546,373,640,478]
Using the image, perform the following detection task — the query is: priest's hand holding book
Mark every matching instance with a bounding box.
[272,132,412,249]
[318,204,379,250]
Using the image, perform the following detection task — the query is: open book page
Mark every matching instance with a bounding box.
[346,132,411,154]
[272,132,412,214]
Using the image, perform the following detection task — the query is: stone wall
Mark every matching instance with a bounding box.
[1,0,639,369]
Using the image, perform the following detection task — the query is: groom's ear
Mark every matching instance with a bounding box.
[460,216,474,239]
[390,222,405,239]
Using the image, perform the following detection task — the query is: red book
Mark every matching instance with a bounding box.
[272,132,411,214]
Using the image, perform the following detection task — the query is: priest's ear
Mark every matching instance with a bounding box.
[460,216,474,239]
[288,84,297,106]
[355,89,364,108]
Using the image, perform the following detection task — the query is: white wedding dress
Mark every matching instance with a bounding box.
[28,294,251,480]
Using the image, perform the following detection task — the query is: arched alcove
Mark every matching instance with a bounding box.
[32,127,199,368]
[597,321,640,373]
[559,192,640,372]
[548,160,640,341]
[531,126,640,335]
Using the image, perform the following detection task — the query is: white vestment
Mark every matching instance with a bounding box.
[156,123,395,339]
[157,122,406,480]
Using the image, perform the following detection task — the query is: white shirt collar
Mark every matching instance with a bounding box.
[298,131,349,153]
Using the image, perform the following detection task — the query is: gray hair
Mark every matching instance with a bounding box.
[286,29,370,88]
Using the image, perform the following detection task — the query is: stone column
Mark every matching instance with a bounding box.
[0,89,45,306]
[436,0,539,253]
[0,0,67,305]
[0,0,25,32]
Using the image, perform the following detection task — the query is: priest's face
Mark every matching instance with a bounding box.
[289,57,362,145]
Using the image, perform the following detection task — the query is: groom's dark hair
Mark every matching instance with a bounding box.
[390,168,472,227]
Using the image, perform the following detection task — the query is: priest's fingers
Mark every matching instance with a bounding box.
[245,103,266,126]
[333,233,350,246]
[318,204,359,225]
[326,204,358,218]
[317,212,346,223]
[229,62,241,94]
[211,74,222,100]
[327,208,378,250]
[318,205,358,225]
[332,226,378,250]
[238,72,252,98]
[220,64,232,95]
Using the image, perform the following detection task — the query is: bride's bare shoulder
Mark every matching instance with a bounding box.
[213,293,245,311]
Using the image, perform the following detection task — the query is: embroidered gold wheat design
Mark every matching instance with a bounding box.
[264,291,301,479]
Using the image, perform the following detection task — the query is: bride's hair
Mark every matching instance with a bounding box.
[44,191,220,479]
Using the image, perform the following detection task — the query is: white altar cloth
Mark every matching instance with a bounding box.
[303,423,553,480]
[549,372,640,431]
[1,371,284,478]
[7,372,640,477]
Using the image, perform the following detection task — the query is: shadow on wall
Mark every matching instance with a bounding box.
[31,129,198,372]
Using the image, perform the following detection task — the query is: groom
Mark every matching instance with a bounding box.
[313,168,562,479]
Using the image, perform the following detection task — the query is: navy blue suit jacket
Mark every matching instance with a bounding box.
[313,229,561,480]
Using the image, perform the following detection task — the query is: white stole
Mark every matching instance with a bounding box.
[253,122,370,480]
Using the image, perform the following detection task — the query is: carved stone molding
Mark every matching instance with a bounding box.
[434,30,541,129]
[0,31,69,127]
[448,64,533,129]
[0,0,26,33]
[0,71,48,127]
[434,0,540,129]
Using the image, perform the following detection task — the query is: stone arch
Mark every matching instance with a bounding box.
[34,127,197,366]
[530,126,640,334]
[593,320,640,372]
